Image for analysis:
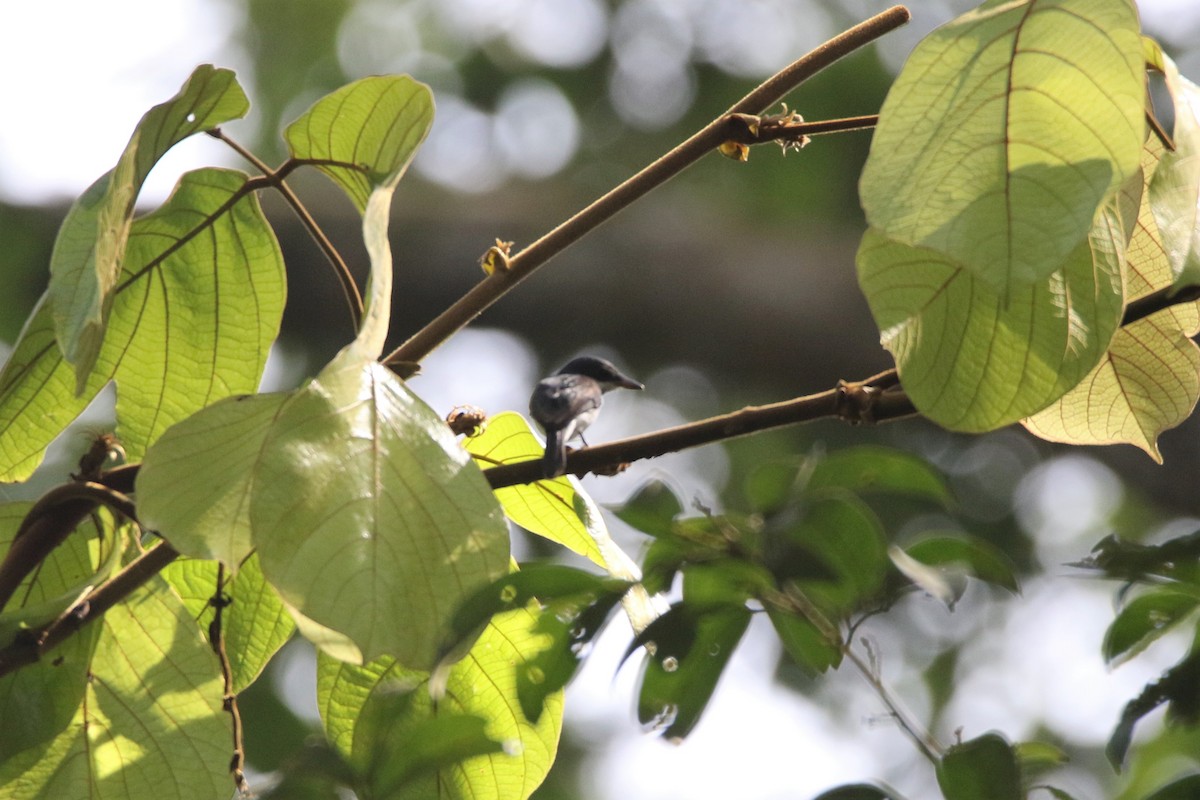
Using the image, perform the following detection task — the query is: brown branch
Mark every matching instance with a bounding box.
[0,482,137,614]
[209,128,364,331]
[482,369,913,489]
[383,6,912,368]
[209,564,249,794]
[0,541,180,679]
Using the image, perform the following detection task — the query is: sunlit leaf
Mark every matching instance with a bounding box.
[318,606,562,800]
[137,392,289,569]
[1144,43,1200,286]
[889,545,967,610]
[0,576,230,800]
[1024,138,1200,460]
[464,412,607,566]
[0,167,285,481]
[860,0,1144,293]
[1102,587,1200,667]
[285,75,434,213]
[936,732,1022,800]
[252,352,510,668]
[48,65,249,386]
[161,553,296,692]
[857,200,1125,432]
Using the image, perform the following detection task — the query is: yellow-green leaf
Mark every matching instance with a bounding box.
[318,606,562,800]
[1024,138,1200,459]
[857,200,1126,431]
[285,75,434,214]
[0,576,230,800]
[860,0,1144,294]
[48,65,249,387]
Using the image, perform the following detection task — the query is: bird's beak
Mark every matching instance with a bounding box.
[618,375,644,391]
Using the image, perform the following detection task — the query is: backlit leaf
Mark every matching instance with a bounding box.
[860,0,1144,293]
[48,65,249,386]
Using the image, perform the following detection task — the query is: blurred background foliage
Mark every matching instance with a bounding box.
[4,0,1200,797]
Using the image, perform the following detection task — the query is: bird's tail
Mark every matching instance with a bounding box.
[542,429,568,478]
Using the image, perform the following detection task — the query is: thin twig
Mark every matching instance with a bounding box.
[209,563,249,795]
[383,6,912,368]
[844,639,944,763]
[0,482,137,614]
[209,128,363,330]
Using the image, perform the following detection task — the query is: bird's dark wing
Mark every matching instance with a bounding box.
[529,374,601,428]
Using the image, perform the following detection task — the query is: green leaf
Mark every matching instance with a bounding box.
[1102,587,1200,666]
[352,687,502,797]
[285,75,434,213]
[936,732,1022,800]
[860,0,1144,293]
[0,504,111,761]
[615,478,685,536]
[806,446,952,508]
[631,603,751,740]
[319,606,563,800]
[251,354,510,669]
[161,553,297,692]
[0,167,285,480]
[905,535,1020,594]
[1143,775,1200,800]
[813,785,904,800]
[137,391,289,568]
[767,606,842,676]
[48,65,249,386]
[1014,740,1070,773]
[1024,137,1200,460]
[0,576,230,800]
[464,412,609,567]
[856,202,1125,432]
[780,494,888,614]
[1145,43,1200,286]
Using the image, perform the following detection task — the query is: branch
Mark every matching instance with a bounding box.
[0,482,137,614]
[0,541,180,679]
[383,6,912,368]
[482,369,912,489]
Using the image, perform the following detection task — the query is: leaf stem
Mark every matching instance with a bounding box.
[209,128,364,330]
[383,6,911,367]
[209,563,250,795]
[843,638,944,763]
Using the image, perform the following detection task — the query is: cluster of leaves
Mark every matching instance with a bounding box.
[858,1,1200,462]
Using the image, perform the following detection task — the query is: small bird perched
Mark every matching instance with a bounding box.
[529,356,643,478]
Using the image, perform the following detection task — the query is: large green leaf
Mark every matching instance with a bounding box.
[857,197,1126,431]
[48,65,249,386]
[1024,137,1200,459]
[0,167,285,480]
[0,576,230,800]
[162,553,296,692]
[251,352,509,668]
[1102,587,1200,667]
[285,75,435,214]
[859,0,1144,294]
[318,606,563,800]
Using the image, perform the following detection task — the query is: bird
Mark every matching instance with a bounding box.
[529,356,643,478]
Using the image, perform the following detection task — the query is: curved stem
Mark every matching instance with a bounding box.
[209,129,363,330]
[383,6,912,367]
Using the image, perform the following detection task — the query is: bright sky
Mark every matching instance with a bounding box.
[3,1,1198,797]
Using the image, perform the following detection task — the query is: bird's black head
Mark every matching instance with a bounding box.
[555,356,644,391]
